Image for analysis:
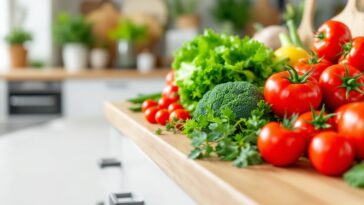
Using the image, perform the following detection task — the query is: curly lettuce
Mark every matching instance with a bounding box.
[172,29,285,111]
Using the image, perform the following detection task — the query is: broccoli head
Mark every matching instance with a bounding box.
[193,81,263,119]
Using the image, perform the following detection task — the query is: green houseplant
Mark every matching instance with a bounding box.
[53,12,93,71]
[211,0,251,34]
[164,0,199,29]
[4,28,32,68]
[109,19,147,68]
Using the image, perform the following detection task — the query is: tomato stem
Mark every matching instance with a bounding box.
[316,32,325,41]
[286,67,313,84]
[338,65,364,98]
[308,51,322,64]
[282,114,298,130]
[308,105,335,130]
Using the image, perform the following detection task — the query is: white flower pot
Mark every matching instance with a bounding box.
[137,52,155,73]
[63,43,88,72]
[90,48,109,69]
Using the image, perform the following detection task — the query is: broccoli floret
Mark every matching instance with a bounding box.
[193,81,263,119]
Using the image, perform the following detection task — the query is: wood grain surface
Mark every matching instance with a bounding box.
[0,68,168,81]
[105,101,364,205]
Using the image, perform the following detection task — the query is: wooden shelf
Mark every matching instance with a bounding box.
[105,101,364,205]
[0,68,169,81]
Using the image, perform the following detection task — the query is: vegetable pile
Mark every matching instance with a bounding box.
[128,19,364,189]
[172,29,284,111]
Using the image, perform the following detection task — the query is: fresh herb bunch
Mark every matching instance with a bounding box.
[109,19,147,43]
[173,29,285,111]
[4,28,32,45]
[53,12,93,46]
[184,100,273,167]
[211,0,251,32]
[165,0,198,20]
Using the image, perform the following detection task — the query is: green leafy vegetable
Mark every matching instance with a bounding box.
[344,162,364,188]
[172,29,284,111]
[184,100,273,167]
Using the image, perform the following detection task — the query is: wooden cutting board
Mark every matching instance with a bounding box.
[298,0,316,48]
[332,0,364,37]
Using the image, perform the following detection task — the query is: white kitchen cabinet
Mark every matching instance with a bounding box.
[0,80,7,122]
[106,128,196,205]
[63,78,164,117]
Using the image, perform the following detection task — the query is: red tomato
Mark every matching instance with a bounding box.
[293,107,335,142]
[339,37,364,72]
[169,109,191,123]
[168,102,184,113]
[309,131,354,176]
[155,109,170,125]
[165,70,175,85]
[294,57,332,81]
[336,102,364,160]
[313,20,351,62]
[162,85,179,101]
[264,69,322,117]
[145,107,159,124]
[319,64,364,111]
[158,97,175,109]
[141,99,158,112]
[258,122,307,166]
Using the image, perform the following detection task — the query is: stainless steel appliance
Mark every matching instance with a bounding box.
[1,81,63,134]
[8,81,62,115]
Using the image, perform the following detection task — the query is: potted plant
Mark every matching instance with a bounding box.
[109,19,147,68]
[165,0,199,30]
[4,28,32,68]
[211,0,251,34]
[53,12,93,72]
[90,42,109,69]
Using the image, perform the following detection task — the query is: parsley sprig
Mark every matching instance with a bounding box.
[184,100,274,167]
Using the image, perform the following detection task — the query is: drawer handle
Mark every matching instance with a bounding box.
[98,158,122,169]
[109,192,144,205]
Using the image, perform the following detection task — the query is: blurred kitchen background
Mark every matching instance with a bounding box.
[0,0,355,204]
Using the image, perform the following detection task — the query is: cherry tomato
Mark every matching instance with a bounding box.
[158,97,175,109]
[168,102,184,113]
[162,85,179,101]
[309,131,354,176]
[155,109,170,125]
[165,70,175,85]
[313,20,351,62]
[339,37,364,72]
[258,122,307,166]
[319,64,364,111]
[141,99,158,112]
[264,69,322,117]
[145,107,159,124]
[294,56,332,81]
[169,109,191,123]
[293,106,335,143]
[336,102,364,160]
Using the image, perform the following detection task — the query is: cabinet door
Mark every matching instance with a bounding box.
[109,129,196,205]
[63,78,164,117]
[0,81,7,122]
